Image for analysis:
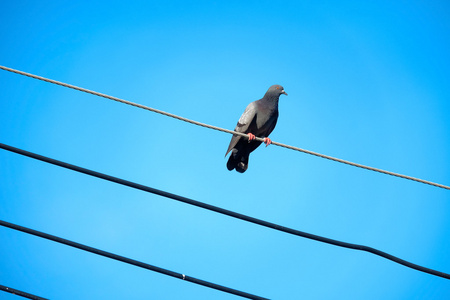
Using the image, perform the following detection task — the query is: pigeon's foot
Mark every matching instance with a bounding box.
[247,133,256,143]
[264,137,272,147]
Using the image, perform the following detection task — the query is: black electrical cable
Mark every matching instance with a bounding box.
[0,284,48,300]
[0,220,268,300]
[1,142,449,280]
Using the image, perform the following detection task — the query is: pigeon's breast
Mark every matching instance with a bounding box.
[255,107,278,134]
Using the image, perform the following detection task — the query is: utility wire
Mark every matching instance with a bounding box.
[0,284,48,300]
[1,142,449,280]
[1,65,448,191]
[0,220,268,300]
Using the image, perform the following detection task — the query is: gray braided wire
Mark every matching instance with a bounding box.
[1,65,448,190]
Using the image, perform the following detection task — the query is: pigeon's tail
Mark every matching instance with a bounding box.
[227,150,249,173]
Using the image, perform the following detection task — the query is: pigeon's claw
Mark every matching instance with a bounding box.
[264,137,272,147]
[247,133,256,143]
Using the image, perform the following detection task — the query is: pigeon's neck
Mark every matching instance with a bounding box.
[261,95,280,108]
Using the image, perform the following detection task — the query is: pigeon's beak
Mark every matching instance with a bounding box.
[281,90,288,96]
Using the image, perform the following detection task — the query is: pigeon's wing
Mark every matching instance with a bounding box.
[225,102,257,156]
[236,102,258,133]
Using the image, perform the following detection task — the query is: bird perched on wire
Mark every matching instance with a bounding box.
[225,85,287,173]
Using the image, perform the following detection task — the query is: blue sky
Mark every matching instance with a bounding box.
[1,1,449,299]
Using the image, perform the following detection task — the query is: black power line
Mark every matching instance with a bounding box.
[0,220,268,300]
[0,284,48,300]
[1,142,449,280]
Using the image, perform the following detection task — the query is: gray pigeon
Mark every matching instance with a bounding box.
[225,85,287,173]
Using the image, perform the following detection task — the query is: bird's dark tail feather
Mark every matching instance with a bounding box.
[227,151,248,173]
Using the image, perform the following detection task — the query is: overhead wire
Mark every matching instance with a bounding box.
[0,284,48,300]
[0,220,268,300]
[0,65,448,190]
[1,142,449,280]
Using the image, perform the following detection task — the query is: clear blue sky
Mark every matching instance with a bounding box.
[1,1,449,299]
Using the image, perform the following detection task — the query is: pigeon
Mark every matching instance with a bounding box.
[225,85,287,173]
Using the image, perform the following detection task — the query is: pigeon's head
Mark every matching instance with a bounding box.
[265,85,288,99]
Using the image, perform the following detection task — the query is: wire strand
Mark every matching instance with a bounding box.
[0,220,268,300]
[1,65,448,190]
[0,284,48,300]
[1,142,448,280]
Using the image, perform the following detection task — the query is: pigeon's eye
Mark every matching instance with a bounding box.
[276,87,279,90]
